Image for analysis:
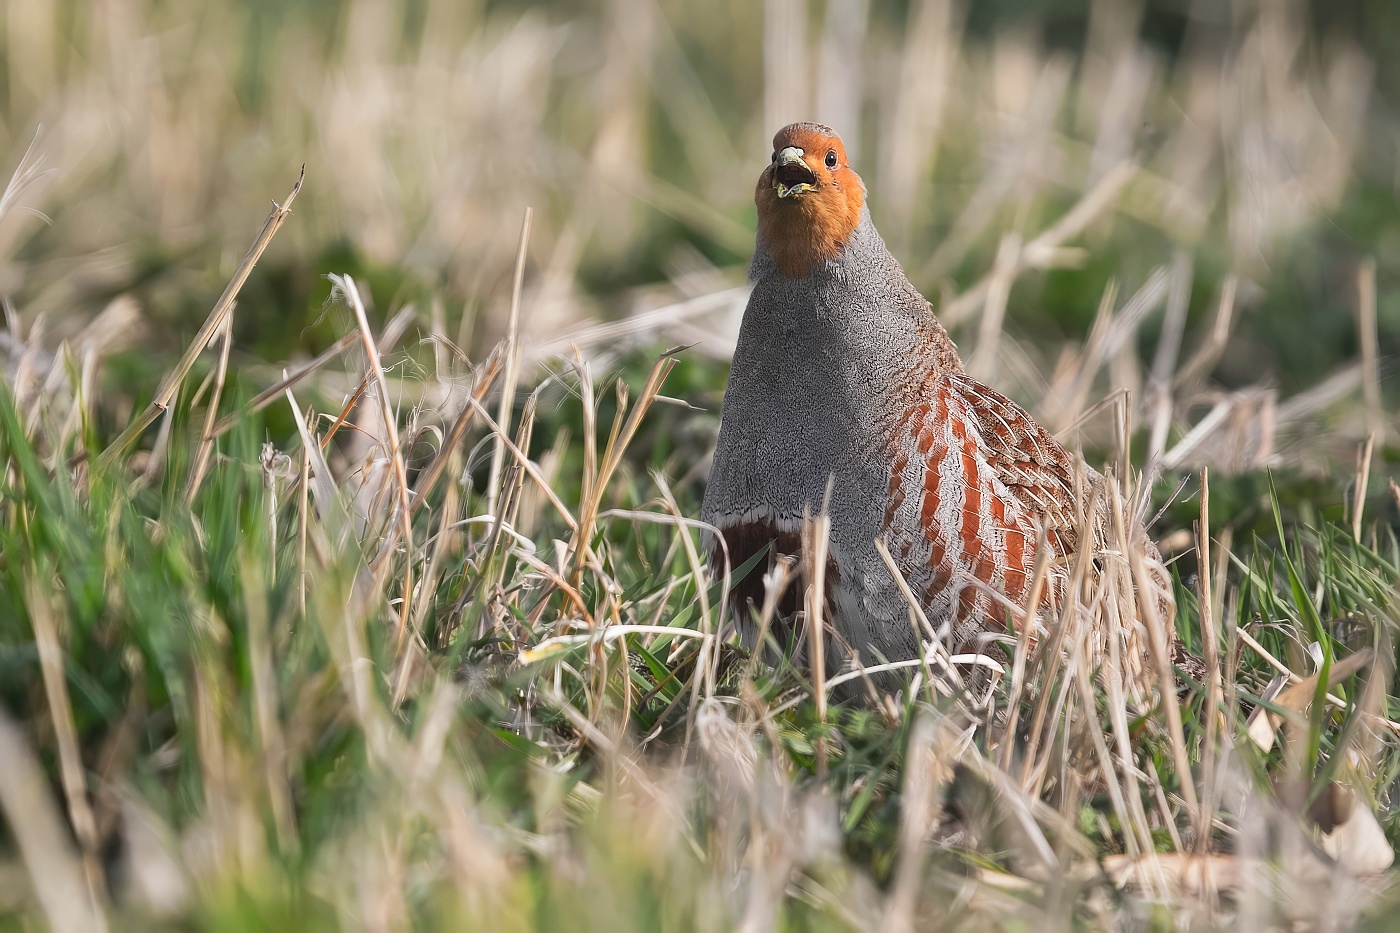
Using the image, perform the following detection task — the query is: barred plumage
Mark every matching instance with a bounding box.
[881,373,1083,649]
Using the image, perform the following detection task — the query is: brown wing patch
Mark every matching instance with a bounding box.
[882,374,1084,639]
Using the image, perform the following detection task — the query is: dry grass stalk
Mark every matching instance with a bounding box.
[487,208,533,518]
[284,384,340,526]
[25,577,106,909]
[184,314,234,504]
[301,306,418,459]
[802,488,833,776]
[566,349,679,595]
[97,168,304,471]
[1019,472,1102,795]
[997,521,1052,770]
[465,393,578,531]
[408,348,503,510]
[1194,467,1223,854]
[1353,432,1375,542]
[1131,532,1199,820]
[870,536,973,706]
[654,474,717,696]
[331,274,416,651]
[881,714,955,933]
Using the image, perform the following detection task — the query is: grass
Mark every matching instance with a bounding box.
[3,0,1400,929]
[1,233,1398,928]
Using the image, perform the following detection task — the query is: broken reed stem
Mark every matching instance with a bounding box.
[98,167,304,471]
[332,275,415,651]
[487,208,533,518]
[184,314,235,504]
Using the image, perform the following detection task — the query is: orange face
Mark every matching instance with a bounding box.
[755,123,866,278]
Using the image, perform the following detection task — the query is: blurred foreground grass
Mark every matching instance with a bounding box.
[4,0,1400,929]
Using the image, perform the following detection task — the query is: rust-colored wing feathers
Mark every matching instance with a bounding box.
[883,373,1085,641]
[953,375,1082,545]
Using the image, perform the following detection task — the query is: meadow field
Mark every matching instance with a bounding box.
[2,0,1400,928]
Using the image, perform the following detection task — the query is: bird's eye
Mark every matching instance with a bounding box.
[825,149,838,169]
[771,152,777,163]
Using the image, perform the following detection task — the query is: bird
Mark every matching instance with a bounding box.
[701,122,1171,680]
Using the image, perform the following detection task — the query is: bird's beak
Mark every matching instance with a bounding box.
[773,147,817,199]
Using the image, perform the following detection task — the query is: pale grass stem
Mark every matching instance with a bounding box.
[1354,432,1375,542]
[25,578,106,908]
[802,481,834,777]
[331,275,416,654]
[1195,467,1223,854]
[486,208,533,518]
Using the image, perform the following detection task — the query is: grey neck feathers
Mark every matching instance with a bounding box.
[703,208,962,528]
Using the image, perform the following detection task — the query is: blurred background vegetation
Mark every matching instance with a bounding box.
[2,0,1399,515]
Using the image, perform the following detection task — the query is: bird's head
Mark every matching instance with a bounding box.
[755,122,866,278]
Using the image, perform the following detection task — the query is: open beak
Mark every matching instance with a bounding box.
[773,147,817,198]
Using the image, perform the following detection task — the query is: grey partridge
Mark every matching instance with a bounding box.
[702,122,1168,674]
